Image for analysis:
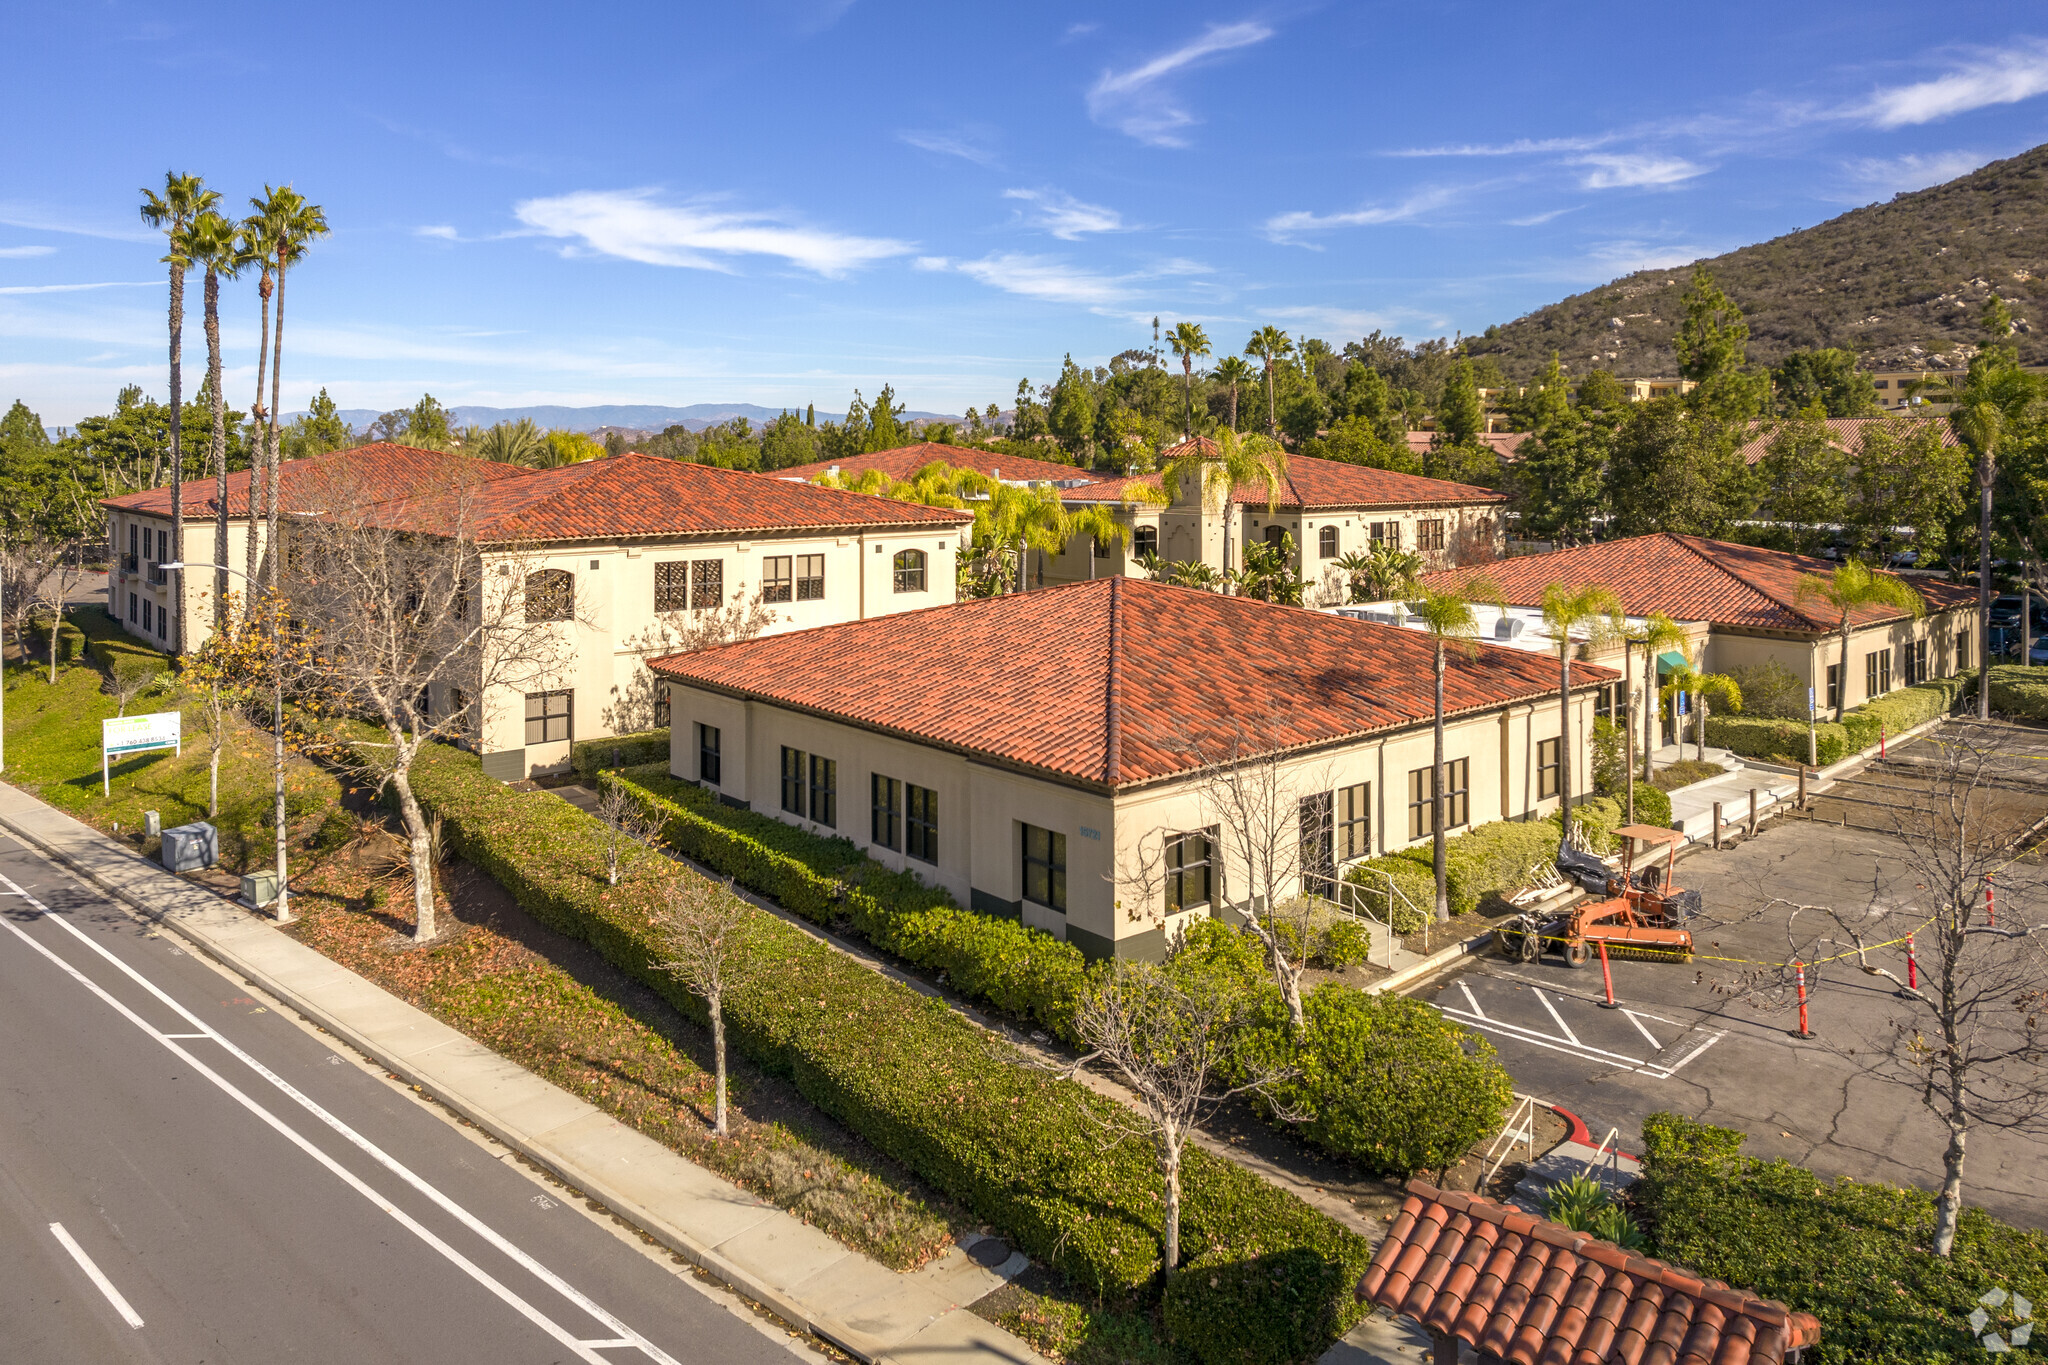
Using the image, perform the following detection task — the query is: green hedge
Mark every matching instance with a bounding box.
[570,728,671,779]
[406,745,1369,1343]
[1342,857,1436,930]
[1986,665,2048,721]
[1705,715,1850,766]
[1639,1112,2048,1365]
[1626,782,1674,829]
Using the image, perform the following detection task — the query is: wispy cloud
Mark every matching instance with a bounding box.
[1258,305,1405,337]
[898,127,998,165]
[415,225,461,241]
[1584,240,1713,276]
[1262,187,1456,243]
[1086,21,1273,147]
[512,189,912,278]
[1386,135,1610,158]
[1507,206,1579,226]
[1843,150,1988,196]
[1064,22,1099,40]
[0,245,57,258]
[1858,39,2048,127]
[0,204,156,243]
[1002,188,1124,239]
[917,252,1206,310]
[0,281,157,295]
[1573,154,1706,188]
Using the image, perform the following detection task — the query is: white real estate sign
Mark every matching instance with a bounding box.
[102,711,180,796]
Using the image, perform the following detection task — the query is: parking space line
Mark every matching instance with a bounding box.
[1623,1011,1662,1051]
[1538,993,1579,1046]
[1458,981,1486,1019]
[49,1222,144,1329]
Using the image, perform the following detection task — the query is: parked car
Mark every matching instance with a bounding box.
[1990,595,2027,628]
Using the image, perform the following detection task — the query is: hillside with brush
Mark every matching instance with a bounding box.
[1473,142,2048,380]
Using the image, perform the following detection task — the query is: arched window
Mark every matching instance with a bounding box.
[1264,524,1289,550]
[892,548,927,593]
[1318,526,1339,559]
[524,568,574,622]
[1133,526,1159,559]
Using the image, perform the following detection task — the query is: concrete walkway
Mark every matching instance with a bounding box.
[0,782,1045,1365]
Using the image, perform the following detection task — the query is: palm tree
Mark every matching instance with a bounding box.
[1212,355,1253,432]
[1246,327,1294,437]
[1620,611,1688,812]
[237,212,279,592]
[1159,429,1288,593]
[1795,561,1925,723]
[1167,322,1211,436]
[1411,579,1503,923]
[473,418,549,465]
[139,172,217,654]
[1541,583,1625,854]
[1362,542,1426,600]
[259,186,331,598]
[182,209,246,631]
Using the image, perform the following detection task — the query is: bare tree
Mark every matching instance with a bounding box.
[1069,954,1294,1271]
[652,873,755,1137]
[602,587,776,735]
[290,469,579,942]
[594,781,661,887]
[107,655,170,717]
[27,554,86,683]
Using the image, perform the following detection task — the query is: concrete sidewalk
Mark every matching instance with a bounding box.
[0,782,1044,1365]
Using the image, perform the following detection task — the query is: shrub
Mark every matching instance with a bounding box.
[1984,665,2048,721]
[1727,660,1807,720]
[1705,715,1849,766]
[1625,782,1673,829]
[404,745,1370,1347]
[1164,1238,1373,1365]
[1343,857,1435,932]
[1236,986,1513,1177]
[571,728,671,779]
[1590,716,1629,795]
[1392,817,1560,917]
[310,805,357,854]
[1557,794,1623,853]
[1312,921,1370,971]
[1638,1111,2048,1365]
[27,615,84,663]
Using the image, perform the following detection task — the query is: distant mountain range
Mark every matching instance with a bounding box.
[309,402,962,434]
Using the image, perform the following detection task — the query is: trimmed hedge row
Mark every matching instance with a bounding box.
[406,745,1370,1354]
[1705,715,1850,766]
[1986,664,2048,722]
[1639,1112,2048,1365]
[1351,798,1626,921]
[570,728,671,779]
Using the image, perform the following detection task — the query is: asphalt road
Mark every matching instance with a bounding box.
[0,833,818,1365]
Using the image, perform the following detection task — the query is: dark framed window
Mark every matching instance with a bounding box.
[1023,824,1066,914]
[1825,663,1841,711]
[691,559,723,610]
[1133,526,1158,558]
[809,754,837,827]
[892,549,927,593]
[1318,526,1339,559]
[1299,792,1335,898]
[871,774,902,850]
[1165,829,1212,913]
[655,561,688,612]
[1957,629,1970,668]
[1407,758,1470,839]
[1905,638,1928,686]
[653,680,671,728]
[697,722,721,786]
[1369,521,1399,547]
[524,569,574,622]
[796,554,826,601]
[1337,782,1370,860]
[1263,524,1288,549]
[906,784,938,864]
[1537,737,1562,800]
[524,689,573,745]
[1417,519,1446,551]
[127,592,137,622]
[1865,648,1891,698]
[142,599,152,631]
[763,555,793,604]
[780,746,805,815]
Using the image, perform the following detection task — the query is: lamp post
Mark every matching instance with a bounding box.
[163,561,290,923]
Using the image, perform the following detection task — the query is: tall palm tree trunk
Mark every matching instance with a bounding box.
[205,266,229,631]
[269,253,291,922]
[1557,645,1574,855]
[168,259,186,654]
[1181,357,1194,437]
[245,267,273,593]
[1265,366,1278,436]
[1642,650,1657,782]
[1838,615,1852,723]
[1432,646,1449,924]
[1228,381,1239,431]
[1978,457,1994,719]
[1622,644,1635,826]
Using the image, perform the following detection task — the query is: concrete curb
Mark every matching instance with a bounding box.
[0,787,1043,1365]
[1365,927,1497,996]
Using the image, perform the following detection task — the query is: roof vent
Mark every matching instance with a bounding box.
[1495,617,1526,639]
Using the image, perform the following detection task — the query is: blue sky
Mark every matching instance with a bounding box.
[6,2,2048,425]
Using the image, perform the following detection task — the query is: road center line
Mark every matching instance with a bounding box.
[0,871,678,1365]
[1538,992,1580,1046]
[48,1222,145,1329]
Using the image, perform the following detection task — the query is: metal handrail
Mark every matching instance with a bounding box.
[1339,866,1433,957]
[1481,1093,1542,1186]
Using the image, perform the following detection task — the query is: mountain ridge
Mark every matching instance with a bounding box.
[298,402,963,434]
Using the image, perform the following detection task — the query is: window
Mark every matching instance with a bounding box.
[1318,526,1339,559]
[1407,759,1470,839]
[1825,663,1841,711]
[655,561,688,612]
[653,680,671,728]
[1264,524,1289,549]
[691,559,723,610]
[1299,792,1335,898]
[1165,829,1212,913]
[1133,526,1158,559]
[871,774,901,850]
[1536,737,1562,800]
[127,592,137,623]
[697,723,721,786]
[125,524,138,573]
[906,784,938,864]
[892,549,927,593]
[1023,824,1067,913]
[142,599,152,632]
[1865,648,1892,698]
[796,554,826,601]
[1874,379,1890,389]
[1905,638,1928,686]
[808,754,837,827]
[524,690,573,745]
[1369,521,1400,547]
[781,747,805,815]
[1417,519,1446,551]
[1957,629,1970,668]
[1337,783,1371,860]
[524,569,574,623]
[763,556,793,603]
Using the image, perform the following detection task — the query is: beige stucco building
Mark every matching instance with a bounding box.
[651,577,1613,960]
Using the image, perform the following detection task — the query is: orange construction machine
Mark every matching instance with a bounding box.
[1498,826,1697,966]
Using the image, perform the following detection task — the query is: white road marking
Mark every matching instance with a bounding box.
[1458,981,1486,1019]
[1474,967,1682,1023]
[1623,1011,1663,1051]
[1538,992,1580,1046]
[0,872,682,1365]
[583,1340,637,1349]
[49,1222,145,1328]
[1438,996,1728,1081]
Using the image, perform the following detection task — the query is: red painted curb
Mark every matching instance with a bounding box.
[1547,1103,1640,1162]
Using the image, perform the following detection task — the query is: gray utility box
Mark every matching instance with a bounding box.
[161,822,218,873]
[240,869,279,908]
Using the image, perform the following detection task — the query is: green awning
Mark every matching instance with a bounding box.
[1656,650,1689,673]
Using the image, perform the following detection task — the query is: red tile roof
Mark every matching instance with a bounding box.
[1061,449,1503,512]
[1404,431,1531,461]
[648,576,1612,789]
[1425,533,1974,634]
[1735,415,1961,466]
[1361,1182,1820,1365]
[772,441,1095,486]
[100,443,529,517]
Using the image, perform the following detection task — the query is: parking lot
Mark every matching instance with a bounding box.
[1423,729,2048,1230]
